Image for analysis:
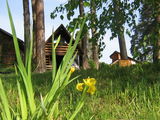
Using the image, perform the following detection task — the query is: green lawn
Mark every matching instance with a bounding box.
[1,63,160,120]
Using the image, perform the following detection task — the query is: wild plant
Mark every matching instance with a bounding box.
[0,1,96,120]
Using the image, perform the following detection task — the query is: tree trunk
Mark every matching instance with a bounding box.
[153,13,160,63]
[90,0,99,69]
[31,0,37,61]
[23,0,30,65]
[113,0,128,60]
[157,3,160,62]
[35,0,46,73]
[118,28,128,60]
[79,0,89,69]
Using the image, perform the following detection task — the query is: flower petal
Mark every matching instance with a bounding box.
[70,67,75,73]
[87,85,96,95]
[83,77,96,86]
[76,83,84,91]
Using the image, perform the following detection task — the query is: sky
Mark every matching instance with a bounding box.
[0,0,132,64]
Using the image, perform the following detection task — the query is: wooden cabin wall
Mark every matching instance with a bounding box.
[0,32,17,65]
[45,41,80,69]
[45,24,81,70]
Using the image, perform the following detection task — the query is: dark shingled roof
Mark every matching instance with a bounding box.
[46,24,71,43]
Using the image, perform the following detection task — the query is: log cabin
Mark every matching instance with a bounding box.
[0,24,81,69]
[45,24,81,70]
[0,28,24,66]
[110,51,138,66]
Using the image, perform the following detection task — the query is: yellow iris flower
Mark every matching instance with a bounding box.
[70,67,75,73]
[76,77,97,95]
[76,83,84,91]
[83,77,96,86]
[87,85,96,95]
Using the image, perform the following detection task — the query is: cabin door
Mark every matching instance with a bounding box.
[56,55,64,68]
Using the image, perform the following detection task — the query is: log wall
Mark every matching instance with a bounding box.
[45,42,69,69]
[0,30,24,66]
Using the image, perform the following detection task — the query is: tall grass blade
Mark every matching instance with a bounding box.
[38,18,86,119]
[51,28,56,82]
[27,29,33,78]
[17,81,28,120]
[6,0,25,71]
[52,33,61,82]
[6,0,36,114]
[0,78,12,120]
[69,101,84,120]
[47,100,59,119]
[68,22,78,49]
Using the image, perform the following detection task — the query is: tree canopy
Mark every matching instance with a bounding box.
[51,0,160,64]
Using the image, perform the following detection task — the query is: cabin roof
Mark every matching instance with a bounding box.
[45,24,83,54]
[0,28,24,51]
[46,24,71,43]
[109,51,120,58]
[110,51,138,62]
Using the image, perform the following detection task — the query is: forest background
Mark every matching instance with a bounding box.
[0,0,132,64]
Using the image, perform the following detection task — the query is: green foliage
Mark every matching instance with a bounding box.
[74,63,160,119]
[50,0,106,58]
[0,1,88,119]
[99,0,138,40]
[131,0,160,62]
[88,60,96,69]
[0,78,12,120]
[1,63,160,119]
[0,66,15,73]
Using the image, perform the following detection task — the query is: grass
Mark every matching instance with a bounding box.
[1,62,160,119]
[1,1,88,118]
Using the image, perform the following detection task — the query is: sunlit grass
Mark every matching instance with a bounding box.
[1,63,160,119]
[1,0,160,119]
[0,0,91,119]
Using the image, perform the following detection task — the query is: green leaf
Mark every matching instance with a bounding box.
[6,0,36,115]
[51,28,56,82]
[43,16,86,107]
[84,1,90,7]
[0,78,12,120]
[17,81,28,120]
[60,15,64,20]
[69,101,84,120]
[48,100,59,119]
